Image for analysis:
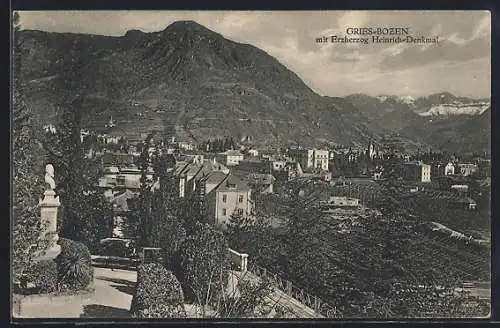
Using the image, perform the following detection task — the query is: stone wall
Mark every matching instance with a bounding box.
[13,290,94,318]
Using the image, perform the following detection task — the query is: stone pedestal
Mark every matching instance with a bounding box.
[36,190,61,261]
[240,253,248,273]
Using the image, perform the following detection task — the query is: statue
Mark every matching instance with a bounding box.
[44,164,56,190]
[36,163,61,262]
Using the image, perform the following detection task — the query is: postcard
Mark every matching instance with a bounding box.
[11,10,491,320]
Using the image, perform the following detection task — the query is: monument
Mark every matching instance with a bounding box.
[36,164,61,261]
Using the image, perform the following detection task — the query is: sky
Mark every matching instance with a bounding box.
[17,11,491,98]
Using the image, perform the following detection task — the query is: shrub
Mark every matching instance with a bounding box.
[25,259,58,294]
[54,238,93,292]
[133,304,186,318]
[130,263,185,318]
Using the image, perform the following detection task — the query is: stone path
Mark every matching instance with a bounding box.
[81,268,137,318]
[15,267,321,319]
[13,267,137,318]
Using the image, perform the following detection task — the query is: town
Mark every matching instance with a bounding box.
[14,116,491,319]
[18,119,489,318]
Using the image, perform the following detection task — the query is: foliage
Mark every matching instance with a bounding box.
[180,223,230,315]
[12,15,49,283]
[226,186,490,318]
[98,240,132,258]
[133,134,155,248]
[54,238,93,292]
[41,100,114,252]
[133,304,187,318]
[150,192,186,271]
[215,275,275,318]
[24,259,58,294]
[200,137,236,153]
[130,263,185,317]
[226,214,287,274]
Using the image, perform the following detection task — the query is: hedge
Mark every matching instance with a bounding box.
[25,259,58,294]
[130,263,185,318]
[133,304,187,318]
[54,238,93,292]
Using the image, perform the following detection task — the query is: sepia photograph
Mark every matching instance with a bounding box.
[11,10,491,320]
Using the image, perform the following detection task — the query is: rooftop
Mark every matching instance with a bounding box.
[111,189,137,212]
[247,173,276,185]
[214,173,251,193]
[200,171,228,186]
[221,150,244,156]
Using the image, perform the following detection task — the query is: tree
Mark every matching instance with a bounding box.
[180,223,230,316]
[40,100,114,253]
[133,134,154,248]
[39,36,117,250]
[12,12,50,283]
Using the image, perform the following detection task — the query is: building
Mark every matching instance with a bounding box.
[245,173,275,194]
[451,184,469,197]
[401,161,431,183]
[110,189,138,238]
[216,150,245,167]
[450,197,477,210]
[373,166,384,181]
[237,159,270,174]
[432,162,455,178]
[321,196,360,208]
[204,173,253,225]
[445,162,455,176]
[247,149,259,157]
[476,158,491,177]
[367,141,377,160]
[457,163,478,177]
[374,172,383,181]
[178,141,195,152]
[178,154,204,165]
[271,158,287,171]
[288,148,329,171]
[99,165,151,199]
[174,158,229,198]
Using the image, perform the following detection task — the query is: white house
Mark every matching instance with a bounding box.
[445,162,455,176]
[217,150,244,167]
[178,141,195,151]
[288,148,329,171]
[402,161,431,183]
[247,149,259,157]
[458,163,478,177]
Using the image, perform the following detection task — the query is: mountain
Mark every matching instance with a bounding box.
[345,94,425,132]
[412,92,490,117]
[345,93,491,154]
[16,21,383,148]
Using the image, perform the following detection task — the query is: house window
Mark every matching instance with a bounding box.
[237,208,244,216]
[238,195,244,203]
[222,194,227,202]
[228,183,236,189]
[222,208,227,216]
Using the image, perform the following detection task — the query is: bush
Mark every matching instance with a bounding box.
[130,263,185,318]
[54,238,93,292]
[133,304,186,318]
[25,259,58,294]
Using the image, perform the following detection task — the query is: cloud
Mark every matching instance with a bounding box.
[337,11,370,30]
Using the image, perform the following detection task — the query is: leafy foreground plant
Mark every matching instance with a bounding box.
[54,238,93,292]
[130,263,186,318]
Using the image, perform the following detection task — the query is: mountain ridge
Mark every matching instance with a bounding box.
[17,22,387,148]
[345,93,490,154]
[17,22,489,154]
